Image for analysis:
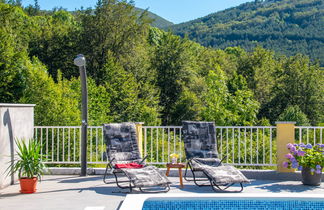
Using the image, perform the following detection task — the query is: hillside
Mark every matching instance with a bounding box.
[136,8,173,28]
[170,0,324,65]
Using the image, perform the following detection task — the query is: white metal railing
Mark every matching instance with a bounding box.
[34,125,323,167]
[142,126,183,165]
[34,126,105,164]
[142,126,276,166]
[215,126,276,166]
[295,126,324,145]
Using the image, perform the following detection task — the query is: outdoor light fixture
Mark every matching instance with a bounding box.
[74,54,88,176]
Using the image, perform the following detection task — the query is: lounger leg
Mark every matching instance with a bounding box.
[211,181,244,193]
[184,161,199,181]
[184,162,191,181]
[184,162,199,182]
[139,184,170,193]
[103,163,111,184]
[184,162,209,186]
[113,171,133,189]
[192,171,210,187]
[129,182,132,193]
[113,171,170,193]
[103,158,115,184]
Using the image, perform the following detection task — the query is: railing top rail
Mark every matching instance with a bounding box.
[34,126,104,128]
[35,125,283,129]
[34,126,82,128]
[143,126,182,129]
[295,126,324,129]
[215,126,276,129]
[88,126,104,128]
[142,126,277,129]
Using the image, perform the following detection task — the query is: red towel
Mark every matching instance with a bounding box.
[115,162,144,169]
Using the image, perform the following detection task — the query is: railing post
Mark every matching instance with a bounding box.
[276,121,296,172]
[135,122,144,158]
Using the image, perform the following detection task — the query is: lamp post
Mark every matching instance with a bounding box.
[74,54,88,176]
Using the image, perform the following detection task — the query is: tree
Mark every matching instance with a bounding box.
[227,72,260,125]
[101,55,160,125]
[278,105,310,126]
[28,10,80,79]
[69,77,112,126]
[152,32,199,125]
[201,69,231,125]
[21,58,112,126]
[201,67,259,126]
[80,0,151,84]
[171,88,202,123]
[235,47,277,120]
[20,58,80,126]
[34,0,40,11]
[24,0,40,16]
[0,3,33,49]
[270,54,323,125]
[7,0,21,6]
[0,28,28,102]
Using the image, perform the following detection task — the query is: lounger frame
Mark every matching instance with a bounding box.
[182,121,247,192]
[184,157,245,192]
[103,139,170,193]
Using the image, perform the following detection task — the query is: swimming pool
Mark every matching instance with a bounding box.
[120,194,324,210]
[142,197,324,210]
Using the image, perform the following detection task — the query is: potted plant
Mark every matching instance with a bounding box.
[283,143,324,186]
[7,139,46,193]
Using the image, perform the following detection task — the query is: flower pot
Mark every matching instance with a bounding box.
[301,168,322,186]
[19,177,38,193]
[171,157,177,164]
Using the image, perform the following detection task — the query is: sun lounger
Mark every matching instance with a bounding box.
[103,122,170,193]
[182,121,249,192]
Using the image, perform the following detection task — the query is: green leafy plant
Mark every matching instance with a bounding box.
[7,139,46,180]
[283,143,324,175]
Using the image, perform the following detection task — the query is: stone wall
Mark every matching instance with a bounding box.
[0,104,35,189]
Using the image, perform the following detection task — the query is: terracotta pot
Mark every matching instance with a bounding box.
[301,168,322,186]
[19,177,38,193]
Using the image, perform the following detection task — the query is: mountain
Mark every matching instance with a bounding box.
[169,0,324,65]
[135,8,173,28]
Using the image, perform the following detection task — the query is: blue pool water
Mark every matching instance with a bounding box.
[142,197,324,210]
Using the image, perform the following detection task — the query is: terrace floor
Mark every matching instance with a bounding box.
[1,174,324,210]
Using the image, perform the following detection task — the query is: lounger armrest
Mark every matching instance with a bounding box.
[139,155,148,165]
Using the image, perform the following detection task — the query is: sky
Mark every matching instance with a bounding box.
[22,0,253,24]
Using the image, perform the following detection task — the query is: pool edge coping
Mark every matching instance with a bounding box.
[119,193,324,210]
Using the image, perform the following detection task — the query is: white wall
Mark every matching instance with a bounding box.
[0,104,35,189]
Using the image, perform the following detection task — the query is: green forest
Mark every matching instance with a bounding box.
[0,0,323,127]
[170,0,324,66]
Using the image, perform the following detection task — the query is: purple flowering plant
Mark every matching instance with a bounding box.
[283,143,324,175]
